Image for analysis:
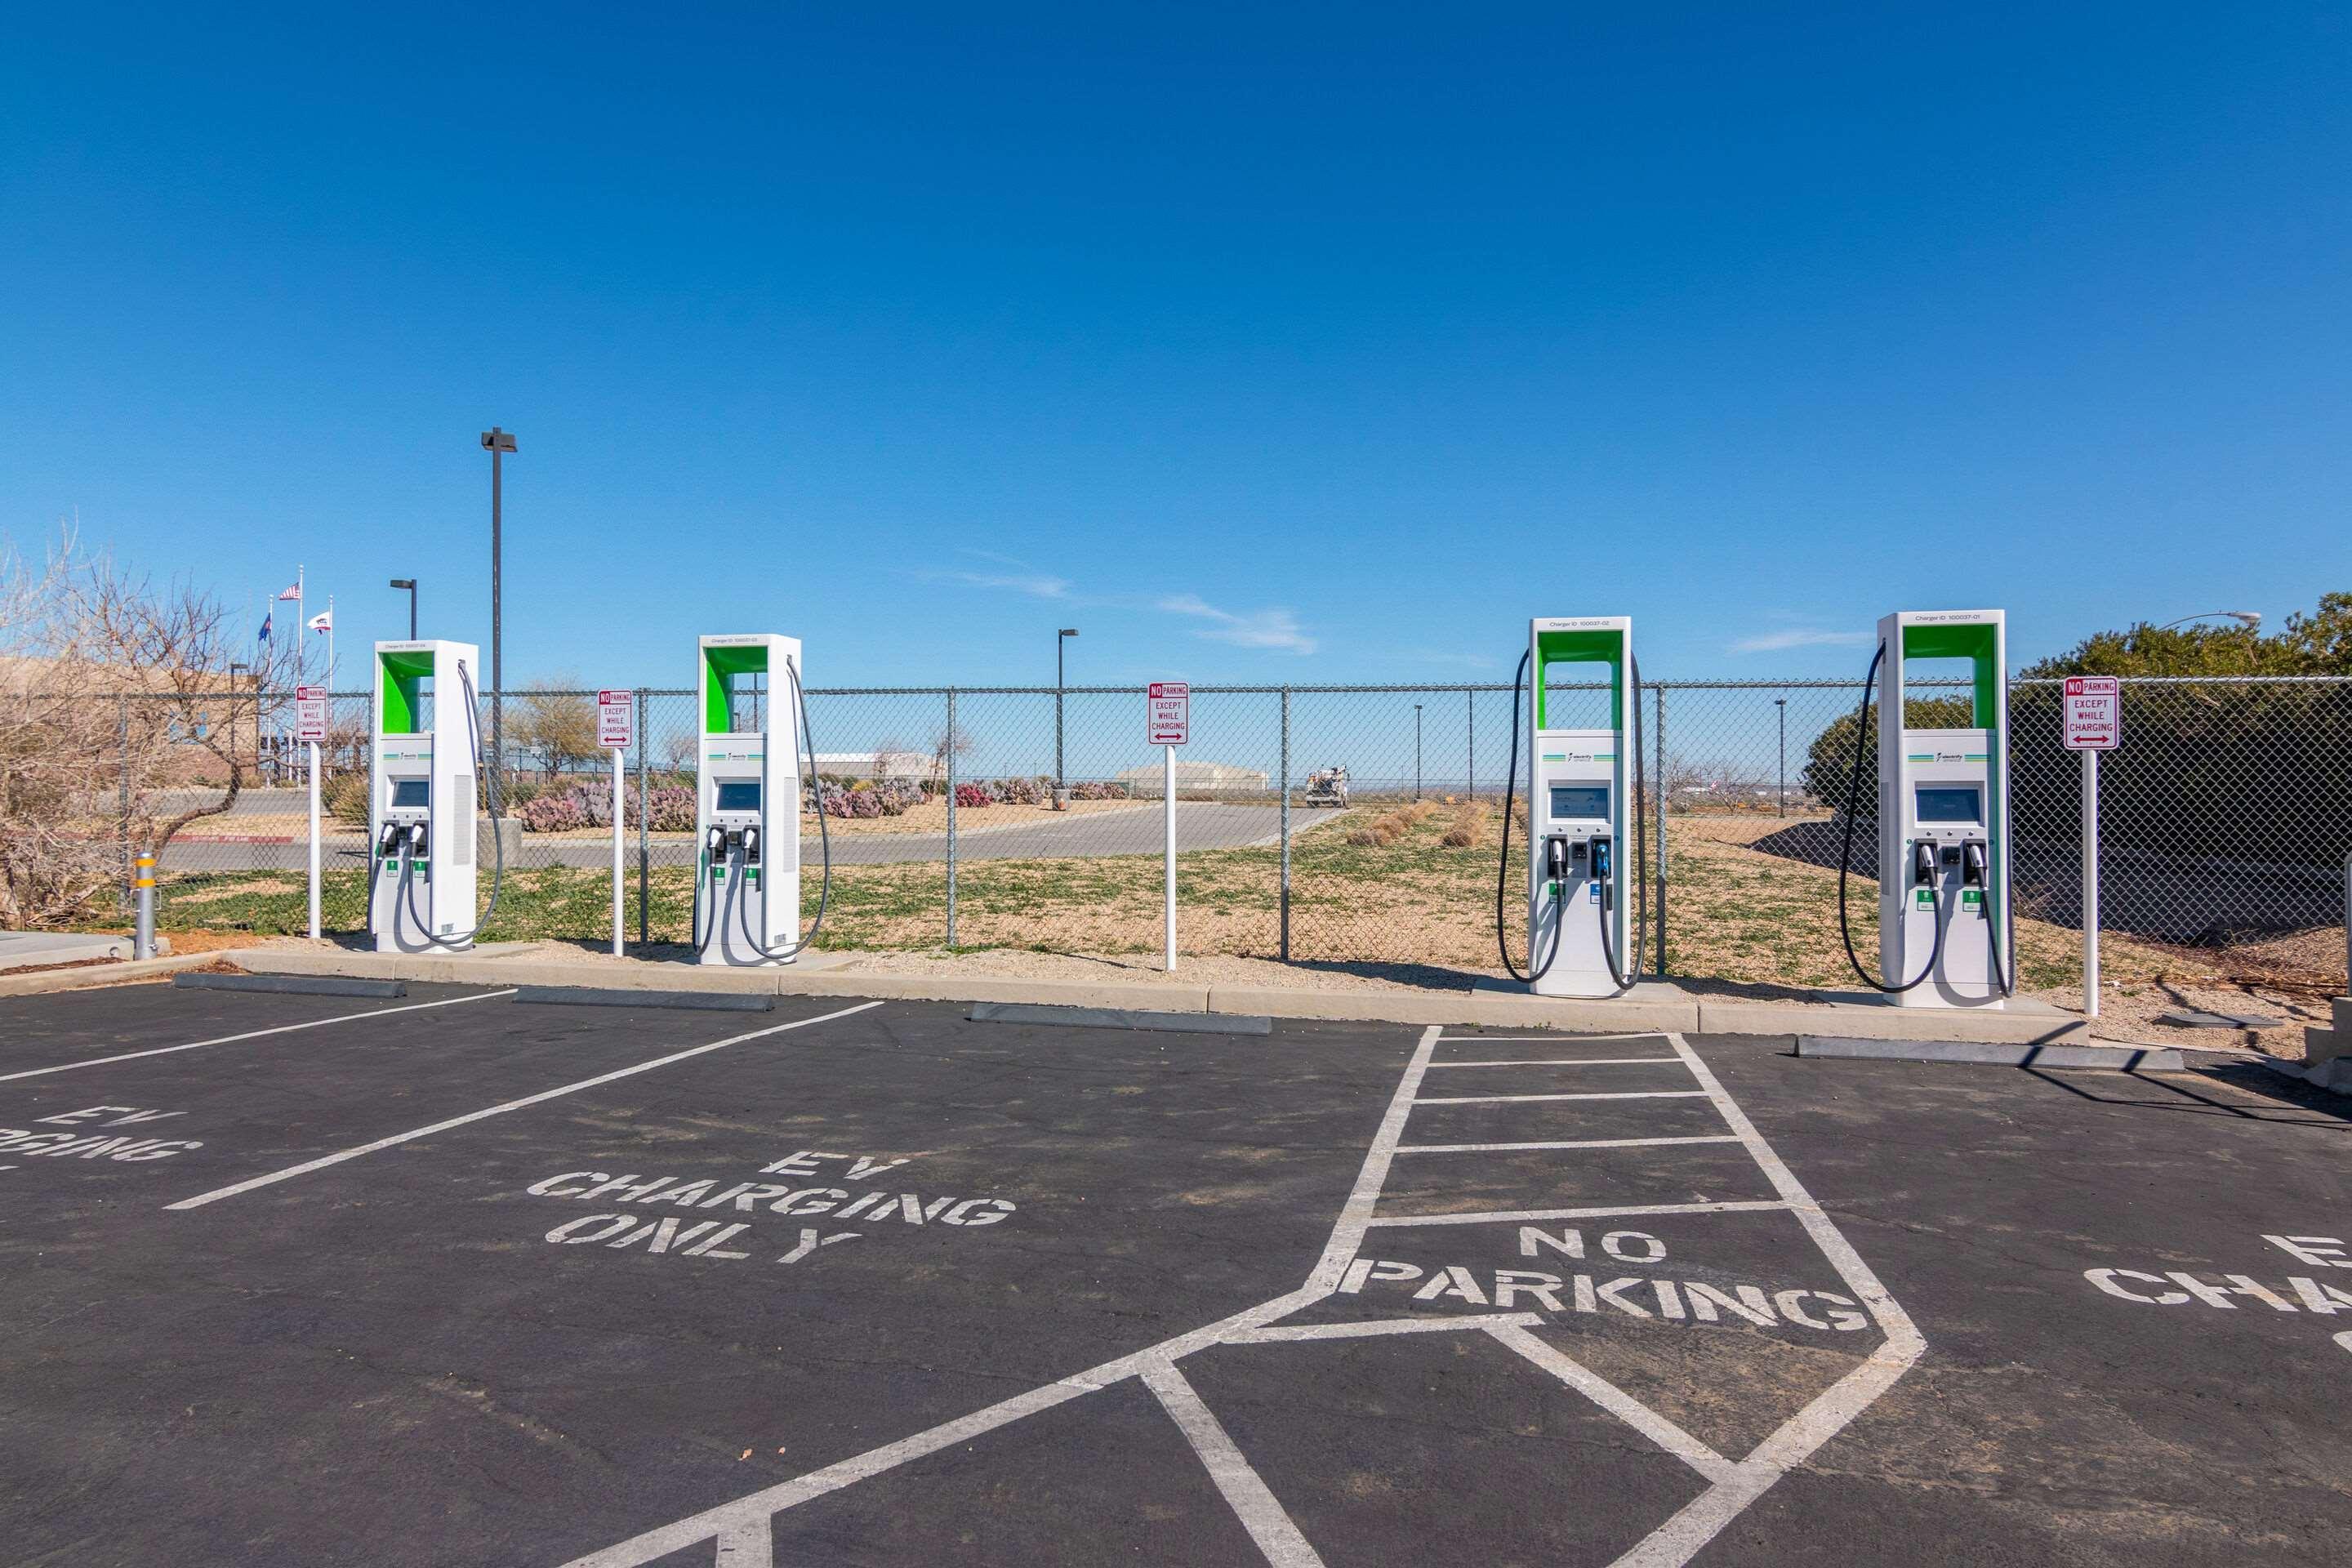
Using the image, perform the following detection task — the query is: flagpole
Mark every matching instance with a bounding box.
[327,595,336,688]
[296,564,306,688]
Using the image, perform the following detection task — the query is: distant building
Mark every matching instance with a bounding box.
[810,751,929,781]
[1112,760,1269,798]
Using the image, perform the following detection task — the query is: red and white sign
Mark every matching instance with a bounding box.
[2063,676,2121,751]
[1147,681,1190,746]
[598,689,635,751]
[295,685,328,744]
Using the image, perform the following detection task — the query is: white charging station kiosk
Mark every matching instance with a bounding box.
[695,634,805,966]
[370,639,482,953]
[1877,609,2011,1008]
[1526,617,1637,998]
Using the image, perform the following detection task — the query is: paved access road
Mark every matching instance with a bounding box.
[0,982,2345,1565]
[163,800,1344,871]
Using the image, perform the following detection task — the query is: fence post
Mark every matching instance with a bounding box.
[117,696,131,907]
[1279,687,1291,963]
[636,690,650,947]
[1654,683,1668,976]
[1466,687,1474,797]
[945,688,958,947]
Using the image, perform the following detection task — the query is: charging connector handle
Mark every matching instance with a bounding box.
[1834,642,1949,994]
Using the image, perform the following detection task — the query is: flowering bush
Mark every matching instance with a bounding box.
[519,791,591,832]
[954,783,992,808]
[816,779,921,817]
[988,775,1049,806]
[519,780,695,832]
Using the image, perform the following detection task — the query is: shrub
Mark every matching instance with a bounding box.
[324,773,370,827]
[519,791,590,832]
[1068,780,1129,800]
[954,783,992,808]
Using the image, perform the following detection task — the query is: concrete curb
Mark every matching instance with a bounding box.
[211,947,2127,1044]
[512,986,774,1012]
[969,1001,1272,1036]
[0,951,225,999]
[174,971,407,1000]
[1797,1036,2186,1071]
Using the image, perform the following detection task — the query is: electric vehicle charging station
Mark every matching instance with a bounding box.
[370,639,488,953]
[1503,617,1646,1000]
[694,634,826,967]
[1834,609,2013,1009]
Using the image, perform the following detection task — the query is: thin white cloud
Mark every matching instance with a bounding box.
[1157,595,1317,655]
[914,551,1073,599]
[1732,627,1870,654]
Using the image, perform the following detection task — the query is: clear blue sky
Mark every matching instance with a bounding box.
[4,3,2345,691]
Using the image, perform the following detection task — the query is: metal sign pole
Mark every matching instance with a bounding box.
[2082,746,2100,1018]
[612,744,626,956]
[1164,742,1176,972]
[307,740,322,939]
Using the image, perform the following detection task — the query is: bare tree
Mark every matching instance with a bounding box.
[0,528,294,927]
[927,722,973,794]
[508,678,599,781]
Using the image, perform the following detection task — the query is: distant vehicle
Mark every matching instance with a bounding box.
[1303,764,1350,807]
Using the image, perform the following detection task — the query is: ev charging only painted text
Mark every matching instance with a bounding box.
[524,1147,1016,1266]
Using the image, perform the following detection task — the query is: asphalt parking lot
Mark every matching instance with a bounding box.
[1,982,2346,1566]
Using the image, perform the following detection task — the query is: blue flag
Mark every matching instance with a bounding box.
[259,611,273,643]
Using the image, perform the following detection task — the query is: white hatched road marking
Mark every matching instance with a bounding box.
[1396,1135,1740,1155]
[0,988,518,1083]
[1414,1090,1708,1105]
[1365,1199,1796,1228]
[1143,1358,1328,1567]
[1426,1057,1682,1068]
[559,1025,1921,1568]
[164,1001,886,1211]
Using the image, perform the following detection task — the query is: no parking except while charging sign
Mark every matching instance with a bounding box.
[2063,675,2121,750]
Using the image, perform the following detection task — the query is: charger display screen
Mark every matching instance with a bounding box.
[715,781,762,813]
[390,780,430,808]
[1548,785,1610,820]
[1914,786,1982,824]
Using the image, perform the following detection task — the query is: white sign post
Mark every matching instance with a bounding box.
[296,686,328,940]
[1148,683,1190,972]
[2064,676,2122,1018]
[599,691,634,956]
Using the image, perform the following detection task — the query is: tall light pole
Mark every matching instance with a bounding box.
[479,427,516,808]
[1055,627,1079,800]
[1775,697,1787,817]
[389,578,417,641]
[1413,704,1423,800]
[2154,611,2261,632]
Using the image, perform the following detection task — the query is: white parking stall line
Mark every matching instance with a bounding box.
[163,1000,884,1212]
[1142,1357,1328,1568]
[1424,1058,1682,1068]
[1485,1322,1735,1484]
[1223,1312,1540,1344]
[1394,1135,1742,1156]
[0,988,519,1084]
[1365,1199,1797,1229]
[1305,1026,1442,1291]
[1413,1090,1708,1106]
[559,1027,1447,1568]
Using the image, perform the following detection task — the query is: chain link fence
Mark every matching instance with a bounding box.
[79,676,2352,994]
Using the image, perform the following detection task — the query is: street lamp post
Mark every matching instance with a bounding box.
[1775,697,1786,817]
[1055,628,1078,804]
[1414,704,1423,800]
[479,428,517,809]
[389,578,417,641]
